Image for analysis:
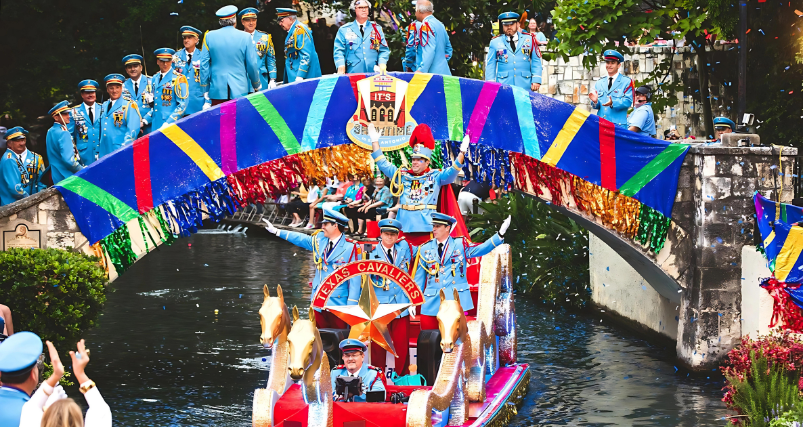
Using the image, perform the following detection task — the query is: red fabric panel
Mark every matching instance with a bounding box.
[274,385,309,427]
[314,310,348,329]
[133,136,153,213]
[599,119,617,191]
[370,316,410,376]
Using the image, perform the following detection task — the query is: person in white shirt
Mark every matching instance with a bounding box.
[19,339,112,427]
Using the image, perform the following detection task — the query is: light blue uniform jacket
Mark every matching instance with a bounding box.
[413,234,503,316]
[70,104,102,165]
[485,32,543,91]
[627,102,656,137]
[403,21,419,72]
[372,150,462,233]
[201,25,261,99]
[47,123,83,184]
[0,150,46,206]
[590,73,634,127]
[98,97,141,158]
[0,386,29,427]
[283,19,323,82]
[367,239,417,317]
[123,76,154,134]
[330,363,385,402]
[248,30,277,88]
[143,68,188,130]
[173,47,209,115]
[276,230,361,307]
[334,20,390,74]
[414,15,452,75]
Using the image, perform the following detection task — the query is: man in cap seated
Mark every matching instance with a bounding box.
[0,332,59,426]
[142,48,189,131]
[263,209,361,329]
[331,338,385,402]
[173,26,210,116]
[71,79,102,165]
[627,85,656,138]
[0,127,46,206]
[367,218,417,376]
[276,7,322,83]
[47,101,83,184]
[713,117,736,141]
[201,5,261,106]
[98,74,141,159]
[413,212,510,330]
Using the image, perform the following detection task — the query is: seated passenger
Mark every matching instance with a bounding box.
[331,339,385,402]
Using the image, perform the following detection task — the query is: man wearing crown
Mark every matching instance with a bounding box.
[369,123,469,244]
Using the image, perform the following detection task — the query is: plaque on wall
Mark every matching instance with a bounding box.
[2,220,45,250]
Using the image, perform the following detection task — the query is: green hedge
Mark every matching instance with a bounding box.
[0,248,108,348]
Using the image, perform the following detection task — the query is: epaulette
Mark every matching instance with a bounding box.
[492,34,503,39]
[367,365,382,372]
[334,364,346,370]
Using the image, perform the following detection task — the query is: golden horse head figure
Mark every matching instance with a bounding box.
[287,306,326,383]
[259,284,292,348]
[437,288,469,354]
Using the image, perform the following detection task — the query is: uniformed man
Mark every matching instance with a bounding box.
[121,54,154,135]
[485,12,542,92]
[0,127,46,206]
[410,0,453,75]
[239,7,278,90]
[627,86,656,138]
[402,20,419,72]
[334,0,390,74]
[98,74,141,158]
[262,209,361,329]
[714,117,736,140]
[47,101,83,184]
[0,332,46,426]
[589,50,634,128]
[412,212,510,330]
[330,339,385,402]
[277,8,323,83]
[201,5,261,106]
[173,26,210,116]
[369,123,466,236]
[367,218,416,376]
[70,79,102,165]
[142,48,189,131]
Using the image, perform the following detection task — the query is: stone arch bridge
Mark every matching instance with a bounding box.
[0,73,794,369]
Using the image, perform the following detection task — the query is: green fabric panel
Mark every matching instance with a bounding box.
[619,144,690,197]
[246,93,302,155]
[59,176,139,223]
[442,76,464,141]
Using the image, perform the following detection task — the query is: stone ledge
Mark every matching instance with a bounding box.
[687,144,798,156]
[0,187,60,218]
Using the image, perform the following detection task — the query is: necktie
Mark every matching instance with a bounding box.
[360,24,364,38]
[107,102,112,114]
[327,242,333,254]
[438,243,444,258]
[608,77,613,90]
[387,248,394,264]
[509,36,516,52]
[134,82,139,95]
[88,105,93,123]
[188,52,192,65]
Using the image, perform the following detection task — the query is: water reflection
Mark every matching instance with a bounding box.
[84,234,727,426]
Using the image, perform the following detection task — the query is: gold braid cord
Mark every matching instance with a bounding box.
[573,178,641,238]
[296,144,374,184]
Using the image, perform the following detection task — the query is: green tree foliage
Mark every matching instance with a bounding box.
[0,248,109,349]
[466,193,590,308]
[725,351,802,427]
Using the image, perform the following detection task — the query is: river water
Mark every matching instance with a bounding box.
[84,233,729,426]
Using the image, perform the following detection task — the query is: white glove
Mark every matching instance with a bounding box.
[408,305,417,317]
[143,93,154,104]
[373,65,380,73]
[295,76,304,82]
[262,218,279,235]
[203,92,210,101]
[140,119,149,127]
[268,79,277,90]
[499,215,511,236]
[44,385,67,410]
[460,133,471,153]
[255,84,263,92]
[202,102,211,111]
[368,123,381,143]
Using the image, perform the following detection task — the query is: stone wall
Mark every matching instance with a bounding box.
[536,45,737,139]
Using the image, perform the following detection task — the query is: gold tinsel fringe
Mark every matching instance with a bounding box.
[573,178,642,238]
[296,144,374,184]
[89,242,110,274]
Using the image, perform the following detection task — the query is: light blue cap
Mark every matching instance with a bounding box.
[239,7,259,18]
[713,117,736,130]
[48,100,71,116]
[498,12,520,23]
[180,26,202,38]
[216,5,238,18]
[5,126,29,140]
[0,332,43,373]
[122,54,144,66]
[603,49,624,63]
[322,209,349,227]
[339,338,367,353]
[78,79,99,92]
[378,218,403,232]
[431,212,456,226]
[154,47,176,61]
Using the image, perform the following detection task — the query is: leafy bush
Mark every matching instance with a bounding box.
[0,248,108,349]
[466,193,590,308]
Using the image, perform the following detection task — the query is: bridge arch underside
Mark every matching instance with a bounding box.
[44,73,689,287]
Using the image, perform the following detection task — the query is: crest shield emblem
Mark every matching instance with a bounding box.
[347,73,417,151]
